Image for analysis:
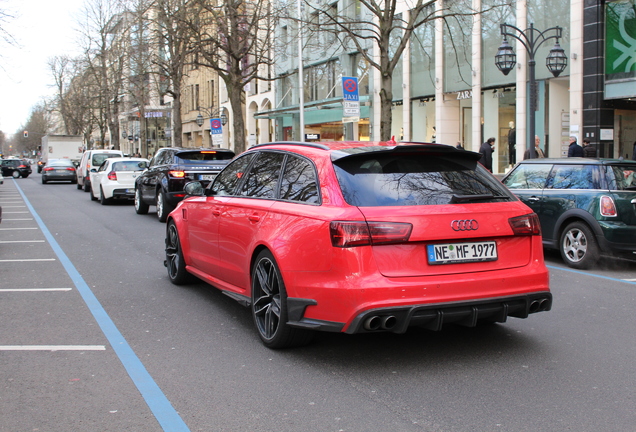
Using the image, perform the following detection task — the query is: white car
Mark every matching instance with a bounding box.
[89,157,148,205]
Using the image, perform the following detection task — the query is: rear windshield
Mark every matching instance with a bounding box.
[112,161,146,172]
[608,164,636,190]
[49,160,75,167]
[334,153,514,206]
[177,151,235,162]
[92,154,120,166]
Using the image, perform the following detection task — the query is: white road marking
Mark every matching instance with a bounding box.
[0,288,72,292]
[0,258,56,262]
[0,227,38,230]
[0,345,106,351]
[0,240,45,243]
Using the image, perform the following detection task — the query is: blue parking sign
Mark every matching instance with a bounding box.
[342,77,359,102]
[210,118,223,134]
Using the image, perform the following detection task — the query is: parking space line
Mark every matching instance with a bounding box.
[0,240,45,243]
[0,288,72,292]
[13,178,190,432]
[0,227,38,231]
[0,345,105,351]
[2,218,34,221]
[547,264,636,285]
[0,259,56,262]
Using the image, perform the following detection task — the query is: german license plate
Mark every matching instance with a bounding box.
[427,241,497,265]
[199,174,216,181]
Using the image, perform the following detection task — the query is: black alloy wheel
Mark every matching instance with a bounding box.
[251,250,313,349]
[560,221,599,269]
[135,188,149,214]
[165,221,194,285]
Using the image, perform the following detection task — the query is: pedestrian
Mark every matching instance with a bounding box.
[524,136,545,159]
[582,138,597,157]
[508,121,516,165]
[455,142,463,150]
[479,137,495,172]
[567,136,584,157]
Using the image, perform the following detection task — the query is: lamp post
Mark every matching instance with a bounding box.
[495,23,568,159]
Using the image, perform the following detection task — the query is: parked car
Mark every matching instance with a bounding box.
[164,141,551,349]
[41,159,77,184]
[1,158,32,178]
[89,157,149,205]
[77,150,124,192]
[135,147,235,222]
[502,157,636,268]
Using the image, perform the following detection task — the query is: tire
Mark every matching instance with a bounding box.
[41,177,47,184]
[251,250,314,349]
[156,190,173,223]
[22,174,29,178]
[83,179,90,192]
[99,187,110,205]
[77,182,82,190]
[134,188,149,214]
[165,221,195,285]
[560,221,600,269]
[90,185,97,201]
[12,171,20,178]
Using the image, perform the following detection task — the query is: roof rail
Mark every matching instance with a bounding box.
[250,141,331,151]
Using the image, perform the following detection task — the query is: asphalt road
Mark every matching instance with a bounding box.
[1,171,635,432]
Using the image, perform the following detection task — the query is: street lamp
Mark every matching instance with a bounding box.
[495,23,568,159]
[195,108,228,127]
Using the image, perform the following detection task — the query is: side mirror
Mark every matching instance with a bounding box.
[184,181,205,197]
[90,168,97,173]
[139,161,148,169]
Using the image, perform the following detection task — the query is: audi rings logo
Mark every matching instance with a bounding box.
[451,219,479,231]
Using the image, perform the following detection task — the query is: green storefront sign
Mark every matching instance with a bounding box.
[605,0,636,98]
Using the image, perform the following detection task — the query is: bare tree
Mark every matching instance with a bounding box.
[77,0,128,149]
[189,0,279,154]
[149,0,195,148]
[16,104,51,156]
[304,0,508,141]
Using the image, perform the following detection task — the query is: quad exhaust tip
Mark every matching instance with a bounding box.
[363,315,397,331]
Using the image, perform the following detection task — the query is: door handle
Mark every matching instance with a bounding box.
[248,214,261,222]
[212,208,221,216]
[527,196,540,203]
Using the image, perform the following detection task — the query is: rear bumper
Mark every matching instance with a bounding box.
[111,188,135,199]
[288,292,552,334]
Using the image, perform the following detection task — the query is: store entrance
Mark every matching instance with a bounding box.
[616,110,636,159]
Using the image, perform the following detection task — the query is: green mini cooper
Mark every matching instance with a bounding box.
[502,158,636,269]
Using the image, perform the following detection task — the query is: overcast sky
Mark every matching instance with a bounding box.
[1,0,84,137]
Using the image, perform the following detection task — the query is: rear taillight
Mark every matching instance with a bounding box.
[169,170,186,178]
[107,171,117,180]
[600,195,617,217]
[18,164,26,168]
[66,167,75,172]
[509,213,541,236]
[43,167,54,172]
[330,221,412,247]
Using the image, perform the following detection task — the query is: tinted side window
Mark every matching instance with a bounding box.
[211,153,255,196]
[548,165,600,189]
[280,155,319,204]
[503,164,552,189]
[240,152,285,199]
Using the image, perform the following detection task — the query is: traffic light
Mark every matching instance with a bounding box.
[23,131,28,138]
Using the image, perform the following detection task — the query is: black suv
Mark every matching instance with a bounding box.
[134,147,235,222]
[502,158,636,268]
[1,159,32,178]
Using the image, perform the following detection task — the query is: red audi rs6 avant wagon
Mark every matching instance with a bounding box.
[165,141,551,348]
